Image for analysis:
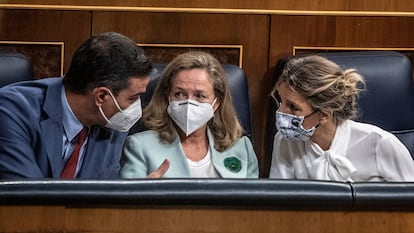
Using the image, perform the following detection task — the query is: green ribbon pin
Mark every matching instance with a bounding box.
[224,157,242,173]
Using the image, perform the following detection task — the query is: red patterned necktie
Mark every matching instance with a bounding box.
[61,127,88,178]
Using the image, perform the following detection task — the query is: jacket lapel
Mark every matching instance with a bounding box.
[207,129,224,176]
[77,127,110,178]
[171,134,192,176]
[209,129,246,178]
[40,78,64,177]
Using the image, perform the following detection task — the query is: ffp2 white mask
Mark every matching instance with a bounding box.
[167,98,216,136]
[98,90,142,132]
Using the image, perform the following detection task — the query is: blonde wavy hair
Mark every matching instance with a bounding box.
[142,51,243,152]
[271,55,366,124]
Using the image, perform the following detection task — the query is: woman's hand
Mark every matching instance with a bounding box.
[147,159,170,178]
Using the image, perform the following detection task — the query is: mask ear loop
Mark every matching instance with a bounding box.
[211,98,219,116]
[304,109,318,119]
[98,106,111,124]
[97,88,115,124]
[304,109,320,128]
[211,98,219,109]
[106,89,124,112]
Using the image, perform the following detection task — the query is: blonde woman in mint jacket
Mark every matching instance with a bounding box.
[121,51,258,178]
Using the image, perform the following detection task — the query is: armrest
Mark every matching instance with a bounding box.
[353,182,414,209]
[0,179,352,209]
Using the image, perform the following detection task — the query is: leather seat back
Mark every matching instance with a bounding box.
[321,51,414,157]
[0,52,34,87]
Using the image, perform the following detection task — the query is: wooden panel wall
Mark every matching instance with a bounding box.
[2,0,414,12]
[2,205,414,233]
[0,9,91,73]
[0,1,414,177]
[269,15,414,65]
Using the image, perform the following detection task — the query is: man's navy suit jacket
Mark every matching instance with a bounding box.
[0,77,128,178]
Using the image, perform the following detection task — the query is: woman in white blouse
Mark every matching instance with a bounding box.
[269,55,414,182]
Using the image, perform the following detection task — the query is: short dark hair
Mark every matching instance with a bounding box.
[63,32,153,95]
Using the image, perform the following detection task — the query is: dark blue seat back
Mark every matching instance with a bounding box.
[320,51,414,157]
[129,64,253,139]
[0,52,34,87]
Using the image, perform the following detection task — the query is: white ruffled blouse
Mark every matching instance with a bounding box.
[269,120,414,182]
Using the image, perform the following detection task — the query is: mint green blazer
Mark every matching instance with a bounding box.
[121,129,259,178]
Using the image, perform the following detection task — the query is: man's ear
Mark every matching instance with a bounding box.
[93,87,109,106]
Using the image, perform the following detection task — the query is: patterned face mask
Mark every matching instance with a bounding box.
[275,110,318,141]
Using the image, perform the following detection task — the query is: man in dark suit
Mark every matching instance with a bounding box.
[0,32,163,178]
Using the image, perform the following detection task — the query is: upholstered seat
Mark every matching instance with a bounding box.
[129,64,253,140]
[0,52,34,87]
[321,51,414,157]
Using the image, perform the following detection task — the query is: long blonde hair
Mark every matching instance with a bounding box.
[142,51,243,151]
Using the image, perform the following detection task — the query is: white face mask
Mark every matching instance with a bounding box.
[167,98,216,136]
[98,90,142,132]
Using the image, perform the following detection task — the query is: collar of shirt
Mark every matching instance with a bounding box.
[61,85,84,144]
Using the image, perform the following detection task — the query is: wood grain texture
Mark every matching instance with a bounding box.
[140,45,241,66]
[269,15,414,65]
[0,43,63,78]
[0,9,91,74]
[2,0,414,12]
[0,206,66,232]
[2,205,414,233]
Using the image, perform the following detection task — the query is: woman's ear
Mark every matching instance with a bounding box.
[318,109,333,124]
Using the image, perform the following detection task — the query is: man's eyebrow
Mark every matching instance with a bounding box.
[129,93,142,98]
